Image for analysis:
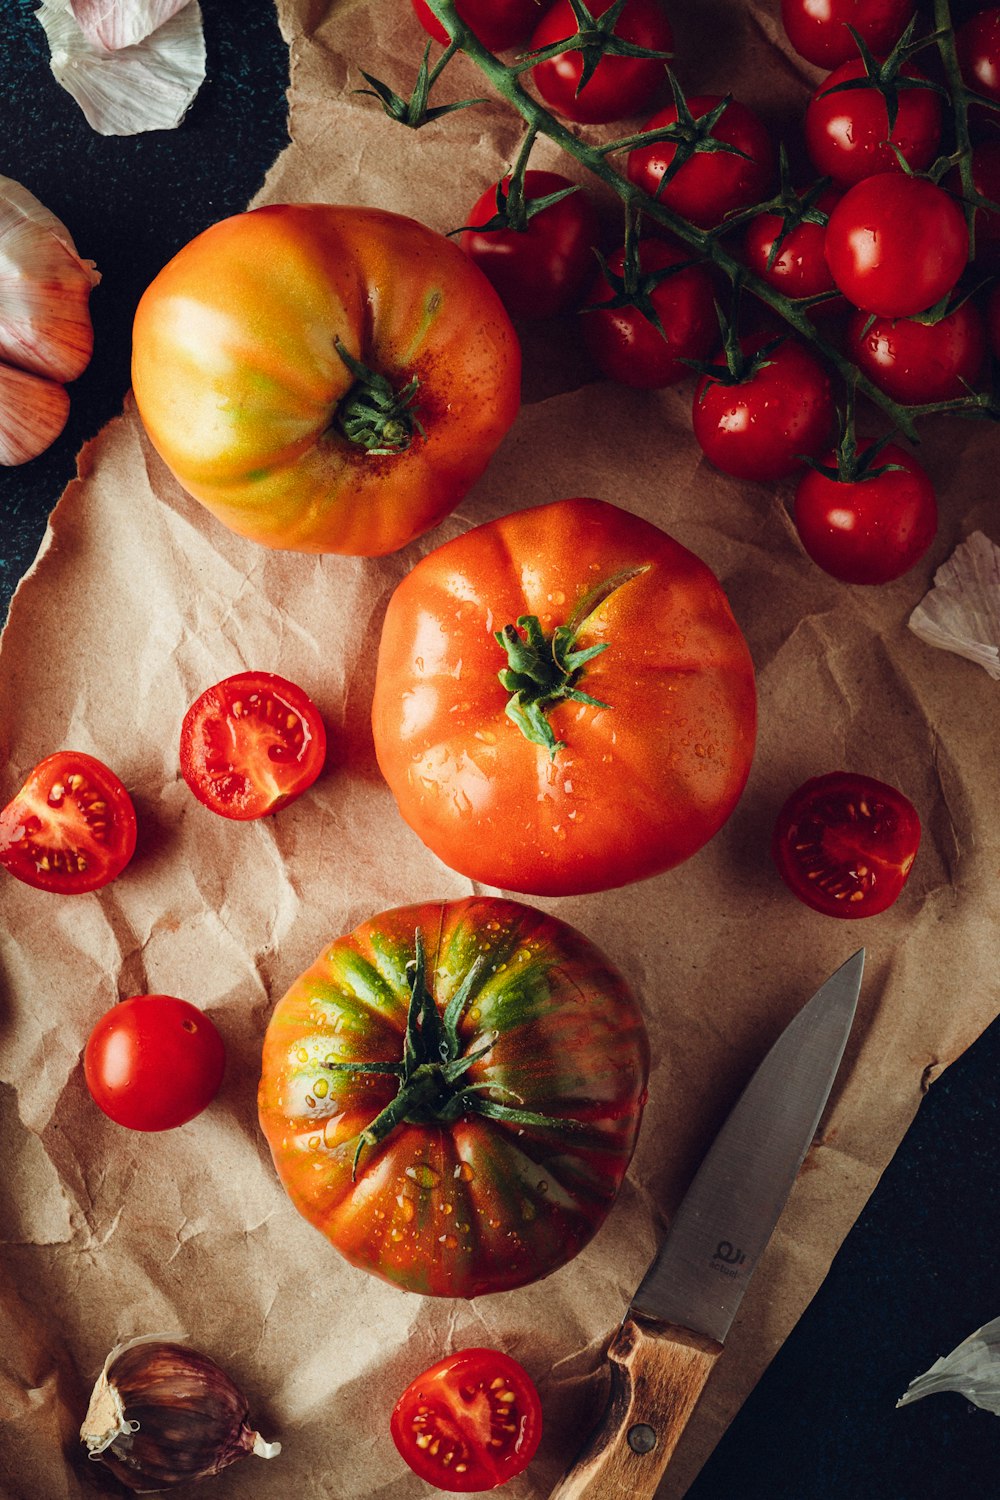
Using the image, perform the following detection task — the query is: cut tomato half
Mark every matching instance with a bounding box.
[0,750,137,895]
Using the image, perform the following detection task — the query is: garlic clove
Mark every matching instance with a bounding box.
[36,0,206,137]
[897,1315,1000,1414]
[0,176,99,384]
[0,362,70,465]
[908,531,1000,681]
[70,0,191,52]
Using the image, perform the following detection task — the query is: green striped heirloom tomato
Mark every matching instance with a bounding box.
[131,205,521,557]
[257,898,650,1297]
[372,498,757,896]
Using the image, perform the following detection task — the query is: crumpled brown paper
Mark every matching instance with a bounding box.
[1,2,999,1497]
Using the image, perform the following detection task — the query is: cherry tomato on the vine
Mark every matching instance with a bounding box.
[781,0,916,68]
[947,142,1000,266]
[804,60,942,186]
[0,751,137,895]
[180,671,327,820]
[846,302,986,404]
[793,443,938,584]
[692,337,835,483]
[460,171,600,320]
[824,174,969,317]
[582,238,718,387]
[84,995,226,1131]
[391,1348,543,1491]
[529,0,673,125]
[744,187,842,309]
[411,0,541,51]
[772,771,921,918]
[627,95,775,230]
[956,7,1000,106]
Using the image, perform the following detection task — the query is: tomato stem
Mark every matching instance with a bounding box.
[333,338,424,454]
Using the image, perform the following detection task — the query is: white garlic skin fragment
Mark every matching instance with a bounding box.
[0,176,99,383]
[908,531,1000,681]
[0,362,70,465]
[898,1314,1000,1414]
[70,0,191,51]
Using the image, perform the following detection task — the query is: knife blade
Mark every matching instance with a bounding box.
[548,949,864,1500]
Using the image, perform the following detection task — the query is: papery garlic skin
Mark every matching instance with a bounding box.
[0,176,100,383]
[908,531,1000,681]
[897,1314,1000,1414]
[70,0,191,52]
[0,364,70,464]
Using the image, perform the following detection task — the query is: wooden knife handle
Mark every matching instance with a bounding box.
[548,1313,722,1500]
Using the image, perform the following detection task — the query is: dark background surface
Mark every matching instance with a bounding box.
[1,2,998,1497]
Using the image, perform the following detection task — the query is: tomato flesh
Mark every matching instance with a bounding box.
[180,671,326,820]
[391,1349,542,1492]
[0,751,137,895]
[772,772,921,918]
[84,995,226,1131]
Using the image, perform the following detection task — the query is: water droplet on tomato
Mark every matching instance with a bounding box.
[455,1161,475,1182]
[406,1163,440,1189]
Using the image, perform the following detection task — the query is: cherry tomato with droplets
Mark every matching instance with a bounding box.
[84,995,226,1131]
[793,443,938,584]
[772,771,921,918]
[804,60,942,186]
[824,174,968,317]
[180,671,327,820]
[0,751,137,895]
[781,0,916,69]
[411,0,542,51]
[846,302,986,404]
[582,238,718,387]
[956,7,1000,106]
[627,95,775,230]
[529,0,674,125]
[744,186,842,309]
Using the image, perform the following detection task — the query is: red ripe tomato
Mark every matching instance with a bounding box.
[744,187,842,307]
[411,0,541,50]
[692,337,834,483]
[257,897,650,1296]
[947,143,1000,265]
[793,443,937,583]
[529,0,674,125]
[781,0,916,68]
[957,7,1000,105]
[371,497,756,897]
[391,1349,542,1491]
[0,751,137,895]
[846,302,986,404]
[84,995,226,1131]
[627,95,775,230]
[804,60,942,186]
[988,282,1000,358]
[824,174,969,317]
[582,238,718,387]
[180,672,326,820]
[460,171,600,319]
[772,771,921,918]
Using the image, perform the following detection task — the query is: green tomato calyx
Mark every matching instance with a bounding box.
[333,337,424,455]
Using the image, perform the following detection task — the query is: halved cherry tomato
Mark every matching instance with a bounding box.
[772,771,921,918]
[780,0,916,69]
[627,94,775,230]
[824,174,969,317]
[180,672,327,820]
[793,443,938,584]
[0,751,137,895]
[391,1348,542,1491]
[804,60,942,186]
[529,0,673,125]
[411,0,541,50]
[846,302,986,405]
[84,995,226,1131]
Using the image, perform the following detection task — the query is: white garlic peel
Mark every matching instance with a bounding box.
[908,531,1000,681]
[897,1314,1000,1413]
[70,0,191,52]
[37,0,206,137]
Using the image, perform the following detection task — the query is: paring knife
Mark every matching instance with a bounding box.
[548,949,864,1500]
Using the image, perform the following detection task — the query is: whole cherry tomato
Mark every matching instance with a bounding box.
[85,995,226,1131]
[804,60,942,186]
[744,186,842,308]
[846,302,986,404]
[180,671,327,820]
[391,1349,542,1491]
[529,0,674,125]
[459,171,600,319]
[371,497,756,897]
[582,238,718,387]
[411,0,541,50]
[824,174,969,317]
[956,7,1000,105]
[947,142,1000,265]
[257,897,650,1295]
[772,771,921,918]
[781,0,916,68]
[0,751,137,895]
[793,443,938,584]
[627,94,775,230]
[692,337,835,483]
[132,205,521,557]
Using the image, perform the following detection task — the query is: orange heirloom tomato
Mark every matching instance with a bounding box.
[372,497,757,896]
[131,205,521,556]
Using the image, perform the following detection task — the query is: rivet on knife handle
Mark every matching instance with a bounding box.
[548,1312,722,1500]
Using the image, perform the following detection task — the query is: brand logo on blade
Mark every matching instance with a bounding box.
[709,1240,747,1278]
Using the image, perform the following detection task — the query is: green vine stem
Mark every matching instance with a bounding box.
[418,0,993,444]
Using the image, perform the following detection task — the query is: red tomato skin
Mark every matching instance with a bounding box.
[846,303,986,404]
[391,1349,542,1491]
[781,0,916,67]
[824,175,969,317]
[179,671,327,821]
[627,95,775,230]
[84,996,226,1131]
[692,338,834,483]
[957,7,1000,105]
[744,188,844,316]
[0,751,137,895]
[988,282,1000,359]
[529,0,674,125]
[793,444,937,584]
[582,238,718,387]
[460,172,600,320]
[946,143,1000,266]
[411,0,541,49]
[772,771,921,918]
[805,60,942,186]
